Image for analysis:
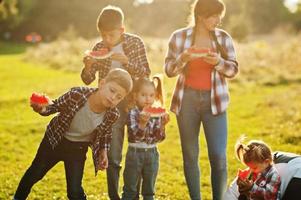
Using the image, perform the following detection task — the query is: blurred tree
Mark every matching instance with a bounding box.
[0,0,38,40]
[0,0,18,20]
[245,0,292,34]
[291,1,301,30]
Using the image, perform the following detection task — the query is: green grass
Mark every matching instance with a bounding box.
[1,44,301,200]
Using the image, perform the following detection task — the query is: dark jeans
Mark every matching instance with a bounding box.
[282,178,301,200]
[107,100,140,200]
[121,146,159,200]
[14,136,88,200]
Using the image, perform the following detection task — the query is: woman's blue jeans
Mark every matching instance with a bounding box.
[176,88,228,200]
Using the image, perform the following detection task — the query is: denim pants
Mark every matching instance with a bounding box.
[14,136,88,200]
[176,88,228,200]
[107,100,127,200]
[121,146,159,200]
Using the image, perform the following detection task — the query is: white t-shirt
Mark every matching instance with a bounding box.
[111,42,124,69]
[65,102,105,142]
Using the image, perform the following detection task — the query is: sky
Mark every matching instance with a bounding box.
[285,0,300,12]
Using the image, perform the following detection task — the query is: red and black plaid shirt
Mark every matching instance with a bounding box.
[81,33,150,85]
[41,87,119,174]
[250,165,281,200]
[127,107,166,144]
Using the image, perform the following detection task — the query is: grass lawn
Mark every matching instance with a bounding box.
[1,43,301,199]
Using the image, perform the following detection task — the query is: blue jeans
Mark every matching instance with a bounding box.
[107,100,127,200]
[176,88,228,200]
[121,146,159,200]
[14,136,88,200]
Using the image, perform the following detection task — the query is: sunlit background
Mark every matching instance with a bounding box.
[1,0,301,200]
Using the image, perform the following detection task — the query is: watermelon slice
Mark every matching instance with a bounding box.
[143,107,166,118]
[30,92,50,106]
[188,47,210,58]
[237,168,258,181]
[85,48,113,59]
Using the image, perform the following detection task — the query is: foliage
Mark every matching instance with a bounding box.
[23,29,301,88]
[0,0,18,19]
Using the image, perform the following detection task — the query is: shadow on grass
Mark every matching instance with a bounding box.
[0,41,29,55]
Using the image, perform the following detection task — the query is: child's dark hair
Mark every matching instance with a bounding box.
[235,137,273,165]
[131,75,164,106]
[189,0,225,26]
[97,5,124,32]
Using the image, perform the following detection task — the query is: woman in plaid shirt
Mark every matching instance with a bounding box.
[235,139,281,200]
[164,0,238,199]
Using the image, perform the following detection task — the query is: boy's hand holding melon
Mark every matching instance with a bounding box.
[30,92,51,113]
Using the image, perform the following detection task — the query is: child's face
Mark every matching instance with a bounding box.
[135,84,156,109]
[246,160,270,174]
[100,27,124,48]
[98,80,127,108]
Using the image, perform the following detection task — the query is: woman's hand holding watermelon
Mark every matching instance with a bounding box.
[179,48,194,63]
[203,51,221,66]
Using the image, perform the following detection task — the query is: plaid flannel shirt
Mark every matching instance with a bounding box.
[164,27,238,115]
[41,87,119,174]
[127,107,165,144]
[81,33,150,85]
[250,165,281,200]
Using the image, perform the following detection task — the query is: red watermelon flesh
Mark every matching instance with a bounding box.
[237,168,258,181]
[143,107,166,117]
[85,48,112,59]
[188,47,210,57]
[30,92,49,105]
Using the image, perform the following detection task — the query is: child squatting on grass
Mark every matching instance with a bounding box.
[13,69,133,200]
[121,77,170,200]
[81,5,150,200]
[234,138,281,200]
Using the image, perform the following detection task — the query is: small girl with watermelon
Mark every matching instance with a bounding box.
[234,138,281,200]
[121,77,169,200]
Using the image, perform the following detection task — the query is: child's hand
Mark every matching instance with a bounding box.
[237,178,253,193]
[30,102,44,113]
[111,53,128,65]
[162,113,170,126]
[203,52,221,66]
[83,56,97,69]
[138,111,151,129]
[98,149,108,170]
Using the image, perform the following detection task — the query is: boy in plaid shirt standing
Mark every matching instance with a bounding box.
[81,5,150,200]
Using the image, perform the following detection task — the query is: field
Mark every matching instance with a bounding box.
[1,36,301,200]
